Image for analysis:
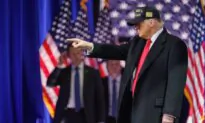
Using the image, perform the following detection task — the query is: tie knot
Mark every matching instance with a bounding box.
[147,39,152,44]
[145,39,152,48]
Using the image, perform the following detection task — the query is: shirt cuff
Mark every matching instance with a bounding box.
[163,114,176,118]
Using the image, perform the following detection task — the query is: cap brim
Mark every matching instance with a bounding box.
[127,18,144,26]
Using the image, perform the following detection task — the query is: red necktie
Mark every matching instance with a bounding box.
[132,39,152,96]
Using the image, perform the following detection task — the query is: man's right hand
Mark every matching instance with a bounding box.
[58,52,67,65]
[66,38,94,50]
[57,52,68,68]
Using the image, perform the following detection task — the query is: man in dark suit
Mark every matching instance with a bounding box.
[67,6,188,123]
[102,60,122,123]
[47,46,105,123]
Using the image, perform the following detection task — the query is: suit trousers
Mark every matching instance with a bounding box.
[61,108,86,123]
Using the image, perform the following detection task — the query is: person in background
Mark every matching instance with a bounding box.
[102,60,123,123]
[47,46,105,123]
[66,6,188,123]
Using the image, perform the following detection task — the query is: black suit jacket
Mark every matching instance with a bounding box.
[89,29,188,123]
[102,77,109,119]
[47,65,105,123]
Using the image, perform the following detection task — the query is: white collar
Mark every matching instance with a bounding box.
[150,28,163,43]
[71,62,84,70]
[109,75,121,82]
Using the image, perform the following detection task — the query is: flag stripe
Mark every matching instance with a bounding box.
[99,62,108,77]
[99,65,106,77]
[203,42,205,52]
[198,49,204,73]
[89,58,98,69]
[188,48,204,106]
[46,34,61,63]
[40,37,61,96]
[40,56,50,78]
[194,53,203,95]
[42,87,55,110]
[40,69,58,106]
[187,68,203,116]
[184,86,198,123]
[43,40,58,67]
[40,56,59,96]
[40,47,55,73]
[186,75,202,122]
[188,49,204,116]
[43,90,55,118]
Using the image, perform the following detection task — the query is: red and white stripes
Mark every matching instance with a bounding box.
[185,41,205,123]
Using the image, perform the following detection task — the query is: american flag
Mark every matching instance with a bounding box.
[71,3,98,69]
[111,0,205,122]
[92,5,114,77]
[70,4,99,69]
[185,0,205,122]
[70,9,91,42]
[93,8,113,44]
[39,0,72,117]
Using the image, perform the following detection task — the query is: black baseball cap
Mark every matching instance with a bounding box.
[127,6,161,26]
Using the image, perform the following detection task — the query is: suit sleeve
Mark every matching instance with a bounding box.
[47,68,64,87]
[163,40,188,118]
[88,42,130,60]
[94,70,106,122]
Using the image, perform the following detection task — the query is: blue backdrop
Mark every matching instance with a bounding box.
[0,0,190,122]
[0,0,97,122]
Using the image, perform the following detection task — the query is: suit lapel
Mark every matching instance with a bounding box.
[62,66,71,92]
[126,38,146,82]
[118,38,145,109]
[137,29,167,81]
[83,65,89,103]
[61,66,71,107]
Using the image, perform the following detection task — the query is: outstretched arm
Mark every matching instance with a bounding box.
[66,38,131,60]
[88,43,130,60]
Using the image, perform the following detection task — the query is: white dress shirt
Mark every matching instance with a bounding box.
[149,27,163,49]
[108,75,121,116]
[67,62,84,108]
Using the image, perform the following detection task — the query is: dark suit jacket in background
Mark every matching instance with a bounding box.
[89,29,188,123]
[102,77,110,120]
[47,65,105,123]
